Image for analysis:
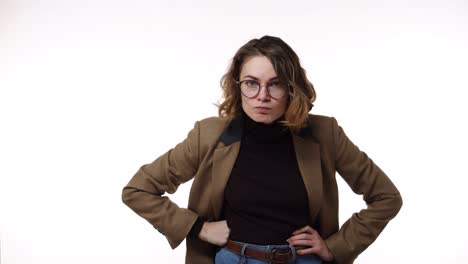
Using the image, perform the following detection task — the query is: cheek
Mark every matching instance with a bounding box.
[276,99,288,113]
[242,98,253,108]
[241,98,246,108]
[241,97,250,112]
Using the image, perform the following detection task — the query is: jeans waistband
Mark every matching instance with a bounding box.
[228,240,294,251]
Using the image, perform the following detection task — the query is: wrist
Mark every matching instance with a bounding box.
[322,248,334,262]
[198,221,209,240]
[188,216,205,239]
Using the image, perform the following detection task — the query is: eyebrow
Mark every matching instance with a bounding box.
[242,75,279,81]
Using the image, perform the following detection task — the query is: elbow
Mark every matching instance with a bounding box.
[386,191,403,219]
[122,187,137,208]
[394,191,403,215]
[367,191,403,220]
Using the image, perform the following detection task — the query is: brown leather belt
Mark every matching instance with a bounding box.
[224,239,296,264]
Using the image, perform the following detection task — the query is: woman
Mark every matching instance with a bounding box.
[122,35,402,264]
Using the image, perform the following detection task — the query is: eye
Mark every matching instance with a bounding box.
[245,80,258,87]
[268,81,282,88]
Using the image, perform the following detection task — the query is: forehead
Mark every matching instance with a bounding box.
[240,56,277,79]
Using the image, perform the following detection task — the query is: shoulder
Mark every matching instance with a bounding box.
[197,116,232,132]
[302,113,340,141]
[194,116,232,143]
[307,113,335,124]
[306,113,337,131]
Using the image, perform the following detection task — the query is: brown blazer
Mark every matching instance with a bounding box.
[122,113,402,264]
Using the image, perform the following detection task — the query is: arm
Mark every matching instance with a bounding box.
[122,121,201,249]
[325,117,403,263]
[187,217,230,246]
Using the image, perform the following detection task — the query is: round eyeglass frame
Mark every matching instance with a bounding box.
[236,80,292,99]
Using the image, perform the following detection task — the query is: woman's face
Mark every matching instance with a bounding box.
[239,56,288,124]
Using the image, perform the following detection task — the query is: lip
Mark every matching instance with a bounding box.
[254,106,271,113]
[254,106,271,110]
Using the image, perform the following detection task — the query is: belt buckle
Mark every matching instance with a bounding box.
[270,248,291,264]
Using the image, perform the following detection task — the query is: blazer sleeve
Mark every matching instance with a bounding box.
[325,117,403,263]
[122,121,201,249]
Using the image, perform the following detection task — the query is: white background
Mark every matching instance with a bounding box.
[1,0,467,263]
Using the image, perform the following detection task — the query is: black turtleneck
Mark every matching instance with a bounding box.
[188,112,310,244]
[222,112,309,245]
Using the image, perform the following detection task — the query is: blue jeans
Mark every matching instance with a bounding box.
[215,240,322,264]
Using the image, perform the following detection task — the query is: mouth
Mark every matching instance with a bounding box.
[254,107,271,114]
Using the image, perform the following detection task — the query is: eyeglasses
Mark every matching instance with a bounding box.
[236,79,289,99]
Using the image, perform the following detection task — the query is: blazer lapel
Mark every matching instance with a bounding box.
[292,133,323,224]
[210,115,243,220]
[211,142,241,220]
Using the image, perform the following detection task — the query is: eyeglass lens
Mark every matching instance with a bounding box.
[239,80,287,98]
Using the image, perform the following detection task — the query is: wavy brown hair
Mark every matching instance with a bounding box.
[218,35,316,132]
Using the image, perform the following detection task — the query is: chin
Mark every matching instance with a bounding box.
[253,114,275,124]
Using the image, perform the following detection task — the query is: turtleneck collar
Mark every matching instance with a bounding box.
[242,110,290,143]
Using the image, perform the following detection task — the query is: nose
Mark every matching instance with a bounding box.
[257,85,271,101]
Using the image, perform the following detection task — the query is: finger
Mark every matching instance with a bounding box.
[292,225,316,235]
[287,233,313,241]
[292,225,309,235]
[296,246,320,256]
[287,239,314,247]
[288,239,320,251]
